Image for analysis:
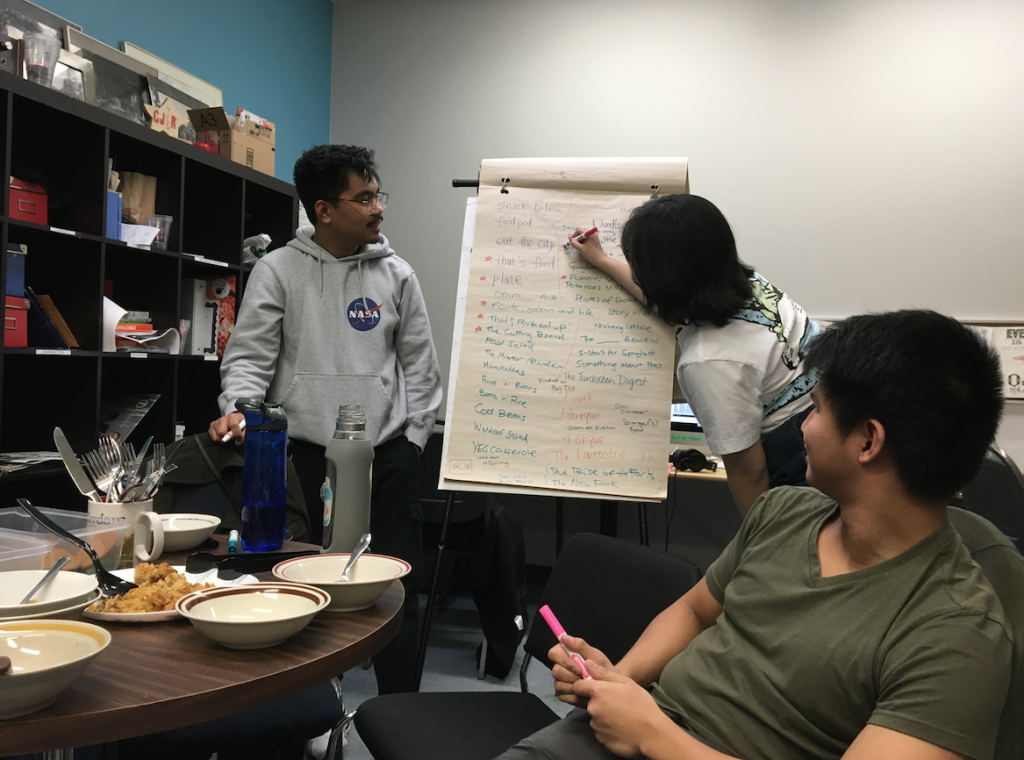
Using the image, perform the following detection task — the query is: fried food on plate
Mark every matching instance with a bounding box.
[86,561,213,613]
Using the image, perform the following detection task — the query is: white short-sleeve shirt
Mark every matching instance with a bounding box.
[676,274,818,456]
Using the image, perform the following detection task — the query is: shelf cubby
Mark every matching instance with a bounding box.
[10,94,105,236]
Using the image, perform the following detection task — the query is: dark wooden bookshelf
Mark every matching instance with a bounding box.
[0,69,298,508]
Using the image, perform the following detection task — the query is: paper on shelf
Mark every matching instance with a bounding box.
[116,328,181,354]
[103,296,182,354]
[120,223,160,248]
[103,297,128,352]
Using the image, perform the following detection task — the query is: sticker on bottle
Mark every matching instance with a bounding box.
[320,478,333,527]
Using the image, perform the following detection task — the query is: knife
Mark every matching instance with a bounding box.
[185,549,319,579]
[53,427,101,501]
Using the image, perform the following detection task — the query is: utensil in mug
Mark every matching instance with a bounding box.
[87,499,163,569]
[19,556,71,604]
[16,499,137,597]
[53,428,101,501]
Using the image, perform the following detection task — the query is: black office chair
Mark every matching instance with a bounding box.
[957,445,1024,550]
[948,507,1024,760]
[354,532,703,760]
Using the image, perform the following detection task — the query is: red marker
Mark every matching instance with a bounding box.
[564,227,599,250]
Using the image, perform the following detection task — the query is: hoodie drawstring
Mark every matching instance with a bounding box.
[357,259,368,312]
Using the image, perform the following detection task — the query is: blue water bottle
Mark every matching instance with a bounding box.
[236,398,288,552]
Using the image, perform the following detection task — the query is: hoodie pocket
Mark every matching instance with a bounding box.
[279,373,393,444]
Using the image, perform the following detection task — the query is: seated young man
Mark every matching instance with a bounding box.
[498,310,1012,760]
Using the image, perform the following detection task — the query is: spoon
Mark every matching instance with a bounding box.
[338,533,371,582]
[16,499,137,598]
[20,556,71,604]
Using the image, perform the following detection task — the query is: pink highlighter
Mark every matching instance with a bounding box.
[539,604,593,680]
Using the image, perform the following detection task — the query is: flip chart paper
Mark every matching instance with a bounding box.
[442,157,688,500]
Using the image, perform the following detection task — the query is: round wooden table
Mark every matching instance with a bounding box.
[0,537,403,757]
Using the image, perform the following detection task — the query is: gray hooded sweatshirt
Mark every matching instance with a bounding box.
[218,227,442,450]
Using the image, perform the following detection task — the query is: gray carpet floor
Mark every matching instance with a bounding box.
[339,589,573,760]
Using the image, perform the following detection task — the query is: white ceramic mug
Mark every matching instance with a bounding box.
[87,499,164,569]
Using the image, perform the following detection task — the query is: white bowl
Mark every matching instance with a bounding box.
[0,619,111,719]
[0,590,102,623]
[272,553,410,612]
[160,514,222,552]
[176,582,329,649]
[0,570,99,617]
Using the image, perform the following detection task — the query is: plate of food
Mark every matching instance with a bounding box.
[84,562,258,623]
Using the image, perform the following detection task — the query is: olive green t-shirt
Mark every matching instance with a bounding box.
[651,487,1012,760]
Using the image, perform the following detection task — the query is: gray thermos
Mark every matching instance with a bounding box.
[322,404,374,554]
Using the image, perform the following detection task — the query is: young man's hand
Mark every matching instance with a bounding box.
[549,634,615,707]
[574,661,673,758]
[210,412,246,443]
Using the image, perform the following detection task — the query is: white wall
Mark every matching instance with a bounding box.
[331,0,1024,463]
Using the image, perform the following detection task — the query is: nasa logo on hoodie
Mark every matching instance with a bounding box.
[347,298,382,331]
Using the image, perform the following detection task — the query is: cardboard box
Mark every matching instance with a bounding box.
[9,177,47,225]
[5,243,26,297]
[188,107,275,176]
[4,295,28,348]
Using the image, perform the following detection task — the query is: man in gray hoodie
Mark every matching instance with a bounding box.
[210,144,443,694]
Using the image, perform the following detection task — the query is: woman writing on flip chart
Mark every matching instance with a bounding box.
[567,194,818,514]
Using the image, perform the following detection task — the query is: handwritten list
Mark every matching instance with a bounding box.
[442,158,689,500]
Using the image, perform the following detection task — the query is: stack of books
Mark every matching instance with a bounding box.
[115,311,169,353]
[115,311,154,334]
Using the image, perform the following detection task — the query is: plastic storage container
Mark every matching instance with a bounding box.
[0,528,50,572]
[0,507,126,571]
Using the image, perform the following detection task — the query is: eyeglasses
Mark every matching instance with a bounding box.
[334,191,389,212]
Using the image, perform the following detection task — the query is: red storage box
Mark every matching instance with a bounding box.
[4,295,28,348]
[9,177,48,225]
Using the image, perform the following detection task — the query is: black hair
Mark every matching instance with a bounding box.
[620,195,755,326]
[293,145,380,226]
[805,310,1003,502]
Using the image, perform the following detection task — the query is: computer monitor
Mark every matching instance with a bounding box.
[670,402,701,431]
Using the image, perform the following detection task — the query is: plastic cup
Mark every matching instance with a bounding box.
[144,214,173,251]
[23,33,61,88]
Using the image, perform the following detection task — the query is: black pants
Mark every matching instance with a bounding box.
[291,435,423,695]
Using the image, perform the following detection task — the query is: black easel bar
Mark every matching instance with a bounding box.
[415,489,456,690]
[599,500,618,537]
[555,496,565,557]
[638,502,650,547]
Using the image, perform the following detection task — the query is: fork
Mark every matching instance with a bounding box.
[16,499,137,597]
[123,437,152,485]
[152,442,165,473]
[99,436,128,500]
[83,450,118,494]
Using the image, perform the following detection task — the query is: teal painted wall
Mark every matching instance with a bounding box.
[40,0,332,183]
